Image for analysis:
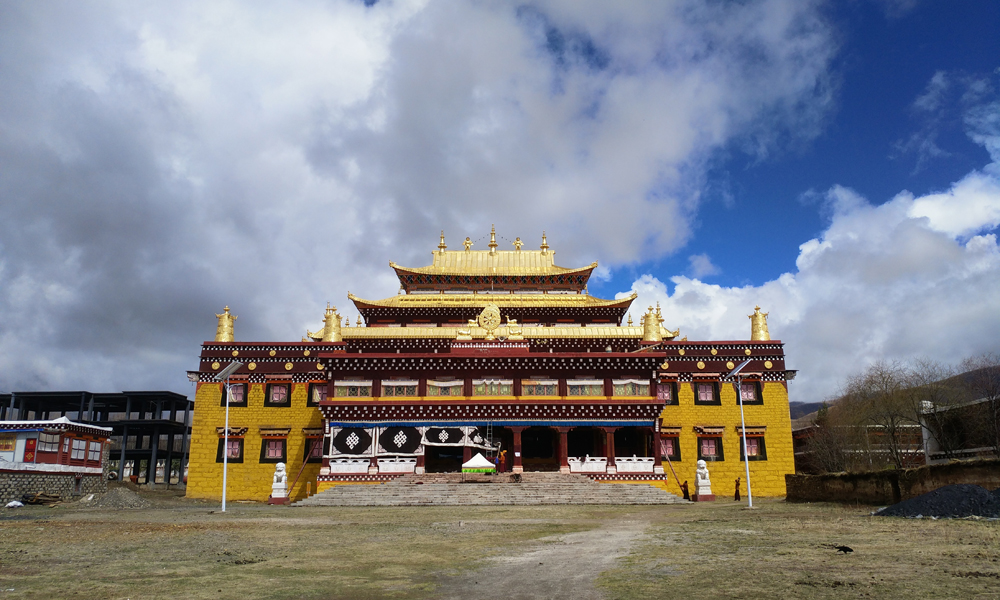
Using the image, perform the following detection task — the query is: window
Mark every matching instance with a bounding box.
[222,383,247,407]
[71,438,87,460]
[216,438,244,463]
[613,379,650,396]
[521,380,557,396]
[307,382,327,406]
[698,437,724,461]
[259,438,287,463]
[427,380,464,396]
[88,441,102,462]
[472,379,513,396]
[660,436,680,461]
[695,383,721,405]
[567,380,604,396]
[657,382,678,405]
[740,436,767,461]
[333,381,372,397]
[264,383,290,406]
[739,382,763,405]
[382,380,418,397]
[37,433,60,453]
[63,438,71,454]
[304,437,324,462]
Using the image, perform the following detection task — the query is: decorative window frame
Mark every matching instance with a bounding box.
[37,432,60,453]
[88,441,102,462]
[736,426,767,461]
[521,379,558,397]
[657,381,679,405]
[259,427,290,464]
[697,436,724,461]
[264,382,291,407]
[737,381,763,405]
[307,382,328,407]
[694,381,721,406]
[566,379,605,397]
[472,379,513,396]
[71,438,87,460]
[303,428,325,463]
[612,378,651,397]
[215,428,248,464]
[221,382,248,407]
[381,379,419,397]
[426,379,464,397]
[660,435,681,461]
[332,380,373,398]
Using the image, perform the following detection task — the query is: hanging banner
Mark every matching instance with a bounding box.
[328,427,374,457]
[23,438,37,462]
[376,426,424,455]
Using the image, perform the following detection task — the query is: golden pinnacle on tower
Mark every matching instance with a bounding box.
[488,224,498,254]
[540,231,549,254]
[749,305,771,341]
[214,306,237,342]
[357,315,363,327]
[438,231,447,252]
[627,313,633,326]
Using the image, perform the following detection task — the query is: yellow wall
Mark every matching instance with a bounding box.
[656,381,794,497]
[186,382,323,502]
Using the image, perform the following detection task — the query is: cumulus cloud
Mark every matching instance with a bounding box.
[628,135,1000,402]
[0,1,837,393]
[687,253,721,279]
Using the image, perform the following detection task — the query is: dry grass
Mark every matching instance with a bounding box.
[0,491,998,599]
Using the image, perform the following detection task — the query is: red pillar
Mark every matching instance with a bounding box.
[557,427,571,474]
[652,425,664,474]
[603,427,619,474]
[415,453,425,475]
[510,426,525,473]
[463,445,473,464]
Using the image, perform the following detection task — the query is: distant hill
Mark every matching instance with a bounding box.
[788,401,827,419]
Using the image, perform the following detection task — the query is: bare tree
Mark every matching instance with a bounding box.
[960,352,1000,457]
[842,361,922,470]
[906,359,964,460]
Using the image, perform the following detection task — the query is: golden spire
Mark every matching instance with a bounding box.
[655,302,663,324]
[464,237,473,251]
[627,313,633,326]
[343,314,350,327]
[540,231,549,254]
[307,304,343,342]
[357,315,363,327]
[642,305,662,342]
[749,305,771,341]
[488,224,498,254]
[438,231,447,252]
[214,306,237,342]
[513,237,523,250]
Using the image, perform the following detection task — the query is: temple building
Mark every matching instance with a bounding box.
[185,229,795,502]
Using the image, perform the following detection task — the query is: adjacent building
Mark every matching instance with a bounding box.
[186,230,796,502]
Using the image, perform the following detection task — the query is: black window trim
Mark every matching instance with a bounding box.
[216,437,244,463]
[697,435,724,461]
[259,438,287,463]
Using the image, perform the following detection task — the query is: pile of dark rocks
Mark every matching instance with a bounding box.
[875,484,1000,518]
[92,487,150,509]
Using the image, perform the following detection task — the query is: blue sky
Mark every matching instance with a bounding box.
[1,0,998,402]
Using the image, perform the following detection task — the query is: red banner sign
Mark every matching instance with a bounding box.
[23,438,37,462]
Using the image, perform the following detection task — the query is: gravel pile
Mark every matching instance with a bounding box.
[92,487,151,509]
[875,484,1000,518]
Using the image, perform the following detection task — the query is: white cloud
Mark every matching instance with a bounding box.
[629,156,1000,402]
[687,253,721,278]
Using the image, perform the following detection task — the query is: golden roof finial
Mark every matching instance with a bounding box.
[438,230,447,252]
[513,237,523,250]
[214,306,237,342]
[356,315,363,327]
[488,224,498,254]
[749,305,771,341]
[627,313,633,326]
[464,237,473,251]
[540,231,549,253]
[655,302,663,324]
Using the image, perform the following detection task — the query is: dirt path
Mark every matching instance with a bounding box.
[434,520,647,600]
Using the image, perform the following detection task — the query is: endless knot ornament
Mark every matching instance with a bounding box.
[477,303,502,340]
[393,431,407,448]
[473,434,483,444]
[438,430,449,442]
[345,432,360,449]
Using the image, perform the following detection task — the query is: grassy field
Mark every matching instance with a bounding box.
[1,489,998,599]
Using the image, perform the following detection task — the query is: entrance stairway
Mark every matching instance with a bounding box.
[295,472,687,506]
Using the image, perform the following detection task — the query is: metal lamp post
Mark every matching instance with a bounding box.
[725,359,754,508]
[214,361,243,512]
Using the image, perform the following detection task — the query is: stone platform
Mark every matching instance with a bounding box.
[295,472,688,506]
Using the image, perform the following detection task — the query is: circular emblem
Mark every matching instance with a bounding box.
[726,361,735,370]
[660,361,669,370]
[269,350,276,357]
[212,362,220,370]
[678,349,685,356]
[711,349,718,355]
[284,362,294,371]
[316,362,325,370]
[764,360,773,369]
[744,349,752,356]
[304,350,311,356]
[697,361,705,369]
[232,350,239,357]
[477,303,502,339]
[248,362,256,371]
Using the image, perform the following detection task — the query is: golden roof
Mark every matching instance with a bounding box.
[348,292,636,310]
[390,252,595,277]
[339,324,658,341]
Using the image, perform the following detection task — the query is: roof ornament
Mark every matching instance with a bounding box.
[357,315,363,327]
[306,303,342,342]
[477,303,502,340]
[642,306,661,342]
[488,224,498,254]
[214,306,237,342]
[627,313,633,327]
[513,237,523,250]
[438,231,447,253]
[749,305,771,341]
[540,231,550,254]
[464,237,473,251]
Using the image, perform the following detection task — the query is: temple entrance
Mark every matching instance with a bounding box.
[492,427,515,472]
[614,427,652,457]
[567,427,601,458]
[425,446,463,473]
[521,426,559,471]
